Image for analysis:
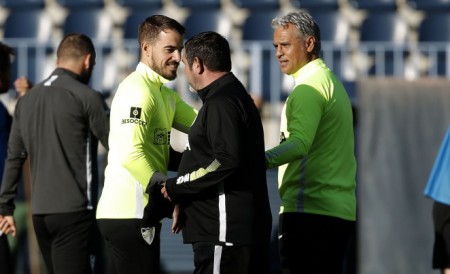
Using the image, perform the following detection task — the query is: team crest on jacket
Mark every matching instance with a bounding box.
[153,128,170,145]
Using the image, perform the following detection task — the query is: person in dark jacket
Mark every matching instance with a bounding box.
[160,31,272,274]
[0,41,15,274]
[0,33,109,274]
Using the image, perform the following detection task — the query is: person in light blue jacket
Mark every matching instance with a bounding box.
[424,126,450,274]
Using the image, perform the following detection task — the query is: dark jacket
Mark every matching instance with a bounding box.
[166,72,272,246]
[0,68,109,215]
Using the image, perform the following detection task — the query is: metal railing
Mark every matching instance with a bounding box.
[4,39,450,114]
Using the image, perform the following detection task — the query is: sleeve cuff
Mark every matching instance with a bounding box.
[146,172,168,194]
[165,177,179,204]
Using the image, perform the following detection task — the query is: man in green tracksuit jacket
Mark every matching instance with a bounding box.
[266,11,357,274]
[96,15,197,274]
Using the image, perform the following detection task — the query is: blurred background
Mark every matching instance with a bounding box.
[1,0,450,273]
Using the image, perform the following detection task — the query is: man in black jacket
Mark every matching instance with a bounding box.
[0,33,109,274]
[161,31,272,274]
[0,41,15,274]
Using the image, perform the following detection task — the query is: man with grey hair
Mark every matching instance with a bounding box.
[265,11,357,274]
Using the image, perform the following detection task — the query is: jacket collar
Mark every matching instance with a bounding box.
[197,72,234,102]
[52,67,82,82]
[292,58,324,85]
[136,62,170,87]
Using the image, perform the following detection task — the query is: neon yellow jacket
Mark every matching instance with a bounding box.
[266,59,356,221]
[97,63,197,219]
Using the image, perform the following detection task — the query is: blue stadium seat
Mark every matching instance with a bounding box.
[183,9,232,40]
[123,10,162,40]
[349,0,397,10]
[121,9,162,77]
[408,0,450,10]
[0,0,44,9]
[117,0,162,8]
[242,9,282,102]
[56,0,103,8]
[62,8,115,92]
[242,10,279,41]
[3,9,54,85]
[418,13,450,76]
[359,11,409,76]
[232,0,279,9]
[63,8,113,45]
[290,0,339,10]
[311,10,351,80]
[174,0,220,9]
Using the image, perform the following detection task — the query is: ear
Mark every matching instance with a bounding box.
[193,57,204,74]
[83,53,92,69]
[305,36,316,53]
[141,41,151,57]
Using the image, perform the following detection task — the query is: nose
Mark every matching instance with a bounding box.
[173,50,181,63]
[276,47,283,59]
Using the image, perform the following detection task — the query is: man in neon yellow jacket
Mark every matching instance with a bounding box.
[266,11,357,274]
[96,15,197,274]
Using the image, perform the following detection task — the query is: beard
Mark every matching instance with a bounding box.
[151,56,178,80]
[79,68,92,85]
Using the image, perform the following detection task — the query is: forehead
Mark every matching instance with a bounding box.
[154,29,183,47]
[273,24,300,41]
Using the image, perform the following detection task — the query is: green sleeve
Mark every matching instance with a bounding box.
[266,84,325,168]
[172,93,197,133]
[110,80,158,188]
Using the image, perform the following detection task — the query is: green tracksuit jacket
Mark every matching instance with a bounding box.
[266,58,356,221]
[97,63,197,219]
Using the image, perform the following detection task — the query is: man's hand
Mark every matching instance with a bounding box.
[161,182,172,202]
[171,204,182,234]
[14,76,33,97]
[0,215,16,237]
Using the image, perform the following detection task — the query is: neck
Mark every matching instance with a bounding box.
[199,71,228,90]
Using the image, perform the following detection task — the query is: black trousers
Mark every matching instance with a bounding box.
[193,243,251,274]
[32,210,96,274]
[0,234,14,274]
[97,219,161,274]
[432,200,450,269]
[192,242,270,274]
[278,212,355,274]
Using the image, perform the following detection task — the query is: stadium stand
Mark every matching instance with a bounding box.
[0,0,45,9]
[55,0,104,8]
[241,8,283,103]
[61,7,116,93]
[349,0,397,10]
[232,0,279,9]
[183,9,232,40]
[417,12,450,77]
[290,0,339,10]
[117,0,163,9]
[408,0,450,10]
[310,9,352,80]
[174,0,221,9]
[3,8,54,85]
[358,10,409,76]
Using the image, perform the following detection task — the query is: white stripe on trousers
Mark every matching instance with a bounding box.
[214,245,223,274]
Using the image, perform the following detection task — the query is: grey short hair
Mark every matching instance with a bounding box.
[272,11,321,54]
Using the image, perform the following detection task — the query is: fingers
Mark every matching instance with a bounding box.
[0,220,9,235]
[171,205,182,234]
[161,185,172,202]
[0,216,16,237]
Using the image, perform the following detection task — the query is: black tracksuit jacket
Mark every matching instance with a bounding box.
[0,68,109,215]
[166,72,272,246]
